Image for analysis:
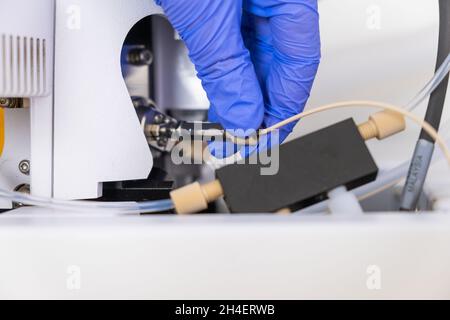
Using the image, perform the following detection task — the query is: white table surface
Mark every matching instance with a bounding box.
[1,209,450,299]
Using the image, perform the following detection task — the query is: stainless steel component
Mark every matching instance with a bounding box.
[122,45,153,100]
[152,16,208,112]
[133,97,226,153]
[179,122,225,140]
[18,160,30,175]
[133,97,181,152]
[127,48,153,66]
[12,184,31,209]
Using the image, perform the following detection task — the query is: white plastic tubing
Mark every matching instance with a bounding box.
[408,53,450,112]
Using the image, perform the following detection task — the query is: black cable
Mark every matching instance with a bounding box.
[420,0,450,141]
[400,0,450,211]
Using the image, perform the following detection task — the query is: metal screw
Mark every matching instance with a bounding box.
[127,48,154,66]
[19,160,30,175]
[0,98,22,108]
[12,184,31,209]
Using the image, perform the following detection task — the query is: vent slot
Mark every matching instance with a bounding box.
[0,34,49,97]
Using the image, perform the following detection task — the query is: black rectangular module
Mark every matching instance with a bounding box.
[216,119,379,213]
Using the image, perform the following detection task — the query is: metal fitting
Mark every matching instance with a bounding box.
[127,48,154,66]
[18,160,30,176]
[0,98,23,109]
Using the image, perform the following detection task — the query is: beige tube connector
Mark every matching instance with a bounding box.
[171,111,406,215]
[170,180,224,214]
[358,111,406,141]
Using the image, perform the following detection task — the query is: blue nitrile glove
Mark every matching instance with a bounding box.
[155,0,321,158]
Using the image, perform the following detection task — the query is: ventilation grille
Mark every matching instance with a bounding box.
[0,34,49,97]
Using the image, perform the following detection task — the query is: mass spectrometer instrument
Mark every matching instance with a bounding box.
[0,0,449,214]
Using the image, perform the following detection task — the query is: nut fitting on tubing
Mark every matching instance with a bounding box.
[358,111,406,141]
[170,180,224,214]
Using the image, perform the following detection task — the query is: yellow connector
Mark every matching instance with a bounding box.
[358,111,406,141]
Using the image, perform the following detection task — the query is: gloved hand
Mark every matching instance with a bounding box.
[155,0,321,157]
